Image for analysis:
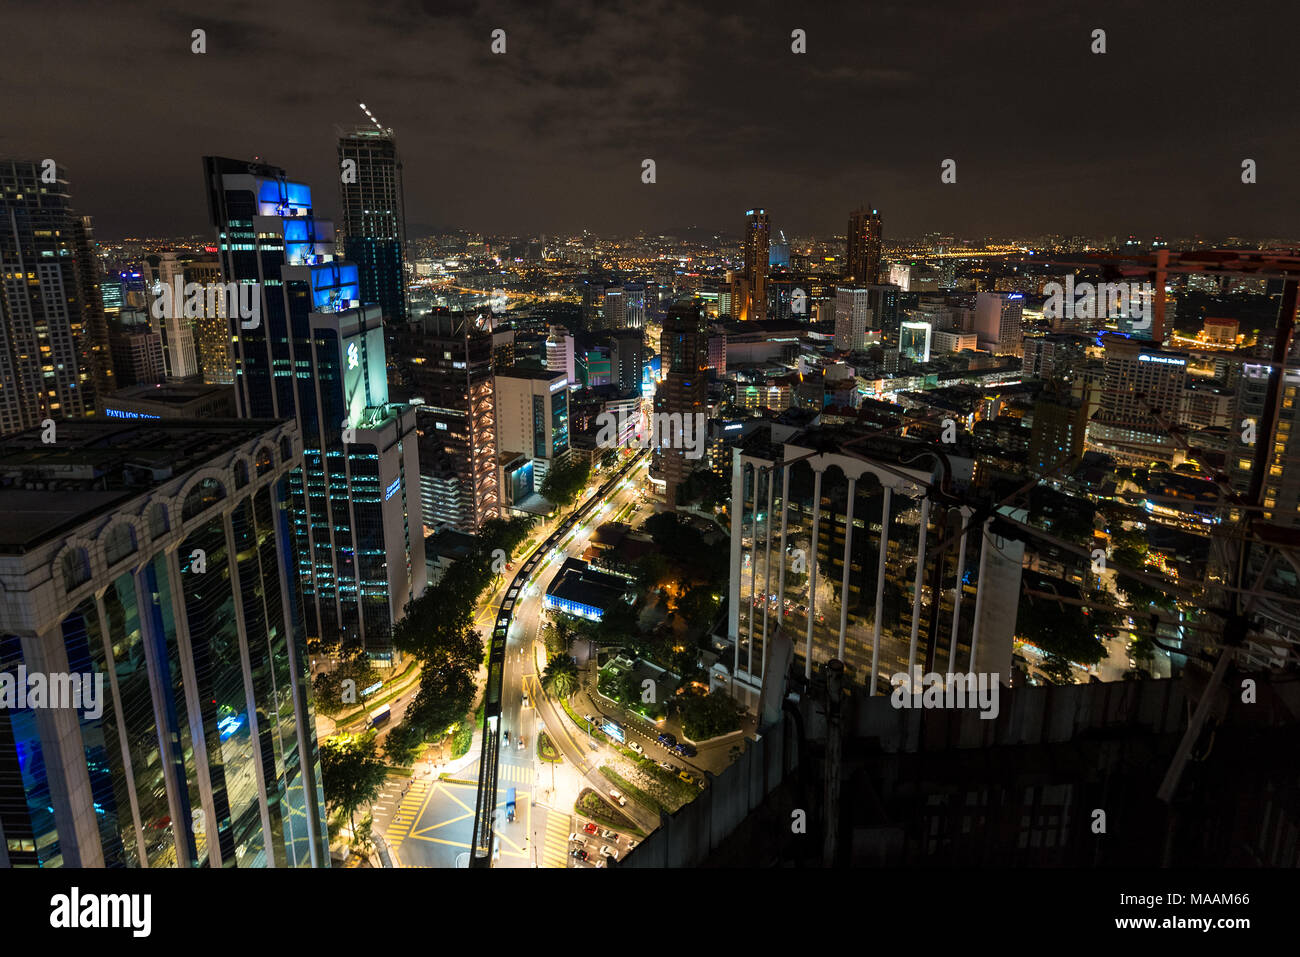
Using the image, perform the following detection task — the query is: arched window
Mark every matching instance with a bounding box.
[103,523,137,565]
[61,548,91,592]
[182,478,227,521]
[147,502,170,538]
[255,446,274,477]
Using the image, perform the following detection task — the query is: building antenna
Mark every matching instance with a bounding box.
[358,102,392,135]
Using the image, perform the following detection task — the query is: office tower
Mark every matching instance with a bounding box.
[867,283,900,342]
[545,324,575,384]
[580,343,614,388]
[609,331,645,394]
[184,254,236,385]
[834,287,873,352]
[396,311,500,534]
[769,230,791,269]
[657,302,709,508]
[1028,391,1089,474]
[494,368,570,490]
[707,332,728,374]
[737,209,770,321]
[602,286,626,330]
[624,282,647,329]
[974,292,1025,356]
[491,328,515,372]
[1087,333,1188,466]
[846,207,883,284]
[141,250,224,381]
[337,125,407,324]
[898,321,932,362]
[108,312,166,387]
[727,426,1024,712]
[203,156,424,656]
[581,278,605,330]
[0,160,115,435]
[0,418,330,868]
[933,329,978,354]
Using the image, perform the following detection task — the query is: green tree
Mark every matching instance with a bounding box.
[541,456,592,510]
[1016,593,1106,667]
[1038,653,1077,685]
[320,733,389,832]
[676,585,720,631]
[382,721,426,767]
[404,663,477,738]
[675,689,744,740]
[542,655,580,699]
[312,647,382,717]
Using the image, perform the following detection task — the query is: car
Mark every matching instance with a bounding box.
[658,760,675,772]
[625,839,638,850]
[522,693,530,708]
[658,731,677,748]
[583,822,598,835]
[517,736,526,750]
[676,742,698,758]
[678,771,694,784]
[570,848,588,861]
[599,845,619,860]
[600,828,617,840]
[569,832,583,844]
[608,789,627,807]
[503,730,510,745]
[592,859,605,868]
[628,741,643,756]
[584,714,598,724]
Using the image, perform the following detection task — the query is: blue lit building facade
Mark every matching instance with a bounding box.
[0,419,329,867]
[203,157,425,656]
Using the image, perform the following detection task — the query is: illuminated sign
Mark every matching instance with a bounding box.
[724,423,743,431]
[1138,354,1185,366]
[602,721,625,743]
[104,408,160,420]
[347,341,360,369]
[550,378,568,392]
[361,681,382,697]
[385,478,401,501]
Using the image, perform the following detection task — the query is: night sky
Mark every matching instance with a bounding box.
[6,0,1300,241]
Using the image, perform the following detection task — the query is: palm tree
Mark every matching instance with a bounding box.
[542,656,579,699]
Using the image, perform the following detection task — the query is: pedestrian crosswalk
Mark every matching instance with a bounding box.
[384,779,429,843]
[498,764,534,784]
[542,813,570,869]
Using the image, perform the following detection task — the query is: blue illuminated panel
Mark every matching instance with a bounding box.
[257,180,313,217]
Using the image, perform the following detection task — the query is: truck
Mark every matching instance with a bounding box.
[368,704,391,728]
[506,787,517,823]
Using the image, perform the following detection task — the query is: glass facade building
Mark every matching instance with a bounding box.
[0,419,329,867]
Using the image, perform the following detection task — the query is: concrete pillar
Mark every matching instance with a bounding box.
[804,467,824,680]
[948,507,970,674]
[761,465,775,678]
[907,497,932,676]
[969,516,994,673]
[776,464,790,626]
[869,487,892,695]
[836,477,857,662]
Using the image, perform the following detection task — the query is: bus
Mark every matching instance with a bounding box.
[506,788,517,823]
[368,704,391,728]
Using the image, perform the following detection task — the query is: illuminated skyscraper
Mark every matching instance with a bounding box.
[0,160,115,435]
[735,209,770,321]
[657,301,709,507]
[203,156,424,656]
[337,125,408,324]
[847,207,883,285]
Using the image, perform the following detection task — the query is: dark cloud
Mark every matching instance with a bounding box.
[6,0,1300,240]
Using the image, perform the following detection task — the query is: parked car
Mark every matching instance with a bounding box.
[570,848,588,861]
[675,742,698,758]
[599,845,619,860]
[503,730,510,745]
[584,714,598,724]
[658,760,675,772]
[608,789,627,807]
[628,741,643,756]
[583,822,598,835]
[678,771,695,785]
[600,828,617,840]
[626,839,639,850]
[657,731,677,748]
[569,832,583,844]
[517,735,526,750]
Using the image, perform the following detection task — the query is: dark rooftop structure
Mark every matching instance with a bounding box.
[0,418,291,553]
[543,557,633,619]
